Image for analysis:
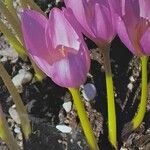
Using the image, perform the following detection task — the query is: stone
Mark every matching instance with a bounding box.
[12,69,33,93]
[0,47,18,63]
[120,147,128,150]
[14,126,21,134]
[129,76,135,82]
[62,101,72,113]
[82,83,97,101]
[56,125,72,133]
[127,83,133,91]
[9,105,21,124]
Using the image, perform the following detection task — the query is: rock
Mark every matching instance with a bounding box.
[120,147,128,150]
[56,125,72,133]
[82,83,97,101]
[129,76,135,82]
[146,128,150,134]
[9,105,21,124]
[12,69,33,93]
[56,0,63,4]
[0,47,18,63]
[62,101,72,113]
[14,126,21,134]
[127,83,133,91]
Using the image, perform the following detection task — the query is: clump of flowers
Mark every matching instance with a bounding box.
[0,0,149,150]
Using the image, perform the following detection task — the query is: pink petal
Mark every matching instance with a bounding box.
[139,0,150,20]
[94,3,115,42]
[64,0,95,38]
[117,17,135,54]
[47,8,80,52]
[122,0,140,41]
[124,0,140,18]
[140,27,150,55]
[21,9,48,59]
[21,9,57,75]
[48,43,90,88]
[107,0,122,15]
[22,8,91,88]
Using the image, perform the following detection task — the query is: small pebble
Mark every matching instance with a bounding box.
[146,128,150,134]
[8,105,21,124]
[120,147,128,150]
[0,47,18,63]
[82,83,96,101]
[14,126,21,134]
[129,76,135,82]
[127,83,133,91]
[62,101,72,112]
[56,125,72,133]
[12,69,33,93]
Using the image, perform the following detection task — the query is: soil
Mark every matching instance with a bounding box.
[0,1,150,150]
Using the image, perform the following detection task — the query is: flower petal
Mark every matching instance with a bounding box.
[140,27,150,55]
[48,43,90,88]
[139,0,150,20]
[64,0,95,38]
[21,9,57,75]
[107,0,122,15]
[21,9,48,59]
[47,8,81,52]
[94,3,115,42]
[117,17,135,54]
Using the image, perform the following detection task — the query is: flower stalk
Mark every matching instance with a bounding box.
[0,62,31,139]
[132,56,148,129]
[0,104,20,150]
[122,56,148,137]
[0,1,23,43]
[100,45,117,149]
[4,0,19,22]
[69,88,99,150]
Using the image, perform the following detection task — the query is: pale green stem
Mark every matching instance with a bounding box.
[4,0,25,44]
[132,56,148,129]
[5,0,20,24]
[101,46,117,149]
[0,1,23,43]
[0,104,20,150]
[69,88,99,150]
[20,0,28,8]
[0,19,26,59]
[0,62,31,139]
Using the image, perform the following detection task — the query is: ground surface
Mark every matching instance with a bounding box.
[0,0,150,150]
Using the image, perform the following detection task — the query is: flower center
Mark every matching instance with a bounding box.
[60,46,68,57]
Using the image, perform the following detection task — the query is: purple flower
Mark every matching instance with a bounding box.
[64,0,116,47]
[109,0,150,56]
[21,8,90,88]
